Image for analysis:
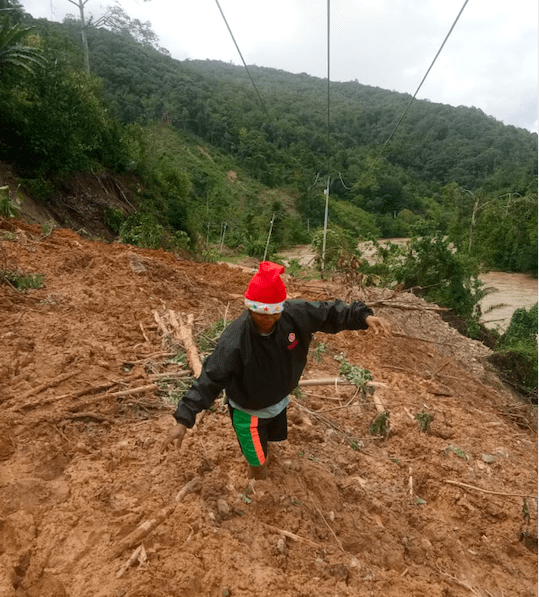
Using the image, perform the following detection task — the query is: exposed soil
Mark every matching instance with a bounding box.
[0,217,537,597]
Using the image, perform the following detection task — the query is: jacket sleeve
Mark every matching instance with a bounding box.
[300,299,374,334]
[173,339,239,428]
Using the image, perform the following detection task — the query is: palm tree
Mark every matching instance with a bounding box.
[0,10,43,75]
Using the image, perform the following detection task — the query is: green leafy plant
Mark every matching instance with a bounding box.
[291,387,305,400]
[1,270,44,290]
[392,229,485,320]
[0,14,43,74]
[489,303,538,392]
[104,206,125,234]
[335,353,374,398]
[415,410,434,433]
[197,318,230,354]
[286,258,303,277]
[40,220,57,237]
[369,412,390,436]
[349,440,361,451]
[0,185,20,217]
[444,444,469,460]
[309,341,327,363]
[311,225,358,274]
[119,212,165,249]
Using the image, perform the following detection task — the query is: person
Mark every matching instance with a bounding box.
[161,261,391,479]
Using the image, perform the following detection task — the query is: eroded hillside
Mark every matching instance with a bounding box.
[0,218,537,597]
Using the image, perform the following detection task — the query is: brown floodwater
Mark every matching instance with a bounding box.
[479,271,537,331]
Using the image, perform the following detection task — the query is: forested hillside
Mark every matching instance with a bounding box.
[0,1,537,274]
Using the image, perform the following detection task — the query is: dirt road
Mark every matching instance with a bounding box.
[1,221,537,597]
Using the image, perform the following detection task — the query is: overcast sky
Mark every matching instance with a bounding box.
[21,0,538,133]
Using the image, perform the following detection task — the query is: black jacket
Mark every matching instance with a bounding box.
[173,299,373,427]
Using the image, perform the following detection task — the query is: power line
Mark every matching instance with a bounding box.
[214,0,273,124]
[353,0,471,190]
[321,0,331,274]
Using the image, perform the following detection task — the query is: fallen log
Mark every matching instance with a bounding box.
[169,311,202,378]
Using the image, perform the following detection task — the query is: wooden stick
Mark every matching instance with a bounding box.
[63,412,115,424]
[298,378,387,389]
[12,381,120,412]
[123,352,176,365]
[444,479,537,499]
[263,523,321,549]
[116,544,145,578]
[149,371,191,381]
[434,566,484,597]
[311,501,345,553]
[3,371,79,405]
[393,332,459,347]
[112,503,177,559]
[71,384,158,412]
[373,392,386,414]
[139,322,152,345]
[368,301,450,313]
[152,309,170,338]
[175,477,201,502]
[113,478,201,559]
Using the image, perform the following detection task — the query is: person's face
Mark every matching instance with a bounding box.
[250,311,282,334]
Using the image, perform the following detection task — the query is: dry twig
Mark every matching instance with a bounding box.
[444,479,537,500]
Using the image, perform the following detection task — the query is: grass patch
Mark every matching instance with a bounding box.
[1,270,44,291]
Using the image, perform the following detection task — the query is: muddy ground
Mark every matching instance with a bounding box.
[0,218,537,597]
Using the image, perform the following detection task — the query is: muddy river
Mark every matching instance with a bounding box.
[278,242,537,332]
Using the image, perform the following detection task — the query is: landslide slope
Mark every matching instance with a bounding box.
[0,219,537,597]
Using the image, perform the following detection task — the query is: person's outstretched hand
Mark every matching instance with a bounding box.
[365,315,392,336]
[161,423,188,453]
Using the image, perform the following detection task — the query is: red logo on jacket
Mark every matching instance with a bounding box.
[287,333,298,350]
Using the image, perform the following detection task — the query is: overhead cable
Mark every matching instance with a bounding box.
[354,0,471,189]
[214,0,273,123]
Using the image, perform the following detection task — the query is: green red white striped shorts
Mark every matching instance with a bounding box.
[228,405,288,467]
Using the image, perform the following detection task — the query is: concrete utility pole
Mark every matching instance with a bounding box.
[321,181,330,276]
[67,0,90,73]
[263,213,275,262]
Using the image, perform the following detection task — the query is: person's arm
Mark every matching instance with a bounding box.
[295,299,391,336]
[162,333,240,451]
[161,368,226,452]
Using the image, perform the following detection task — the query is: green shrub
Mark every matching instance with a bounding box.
[104,206,125,234]
[1,271,44,290]
[491,303,538,392]
[0,186,21,218]
[311,225,358,273]
[119,212,165,249]
[392,229,485,319]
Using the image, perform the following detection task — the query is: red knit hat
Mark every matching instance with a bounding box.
[244,261,287,314]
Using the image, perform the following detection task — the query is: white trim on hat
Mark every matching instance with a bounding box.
[244,298,284,314]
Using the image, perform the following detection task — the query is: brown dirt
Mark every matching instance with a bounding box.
[1,218,537,597]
